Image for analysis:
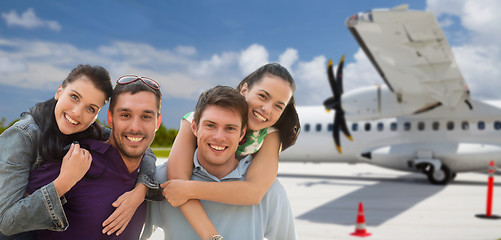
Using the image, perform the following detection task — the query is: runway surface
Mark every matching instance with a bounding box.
[147,160,501,239]
[278,162,501,240]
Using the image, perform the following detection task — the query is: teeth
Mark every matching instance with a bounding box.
[210,144,225,151]
[127,136,143,142]
[65,114,79,125]
[253,111,267,122]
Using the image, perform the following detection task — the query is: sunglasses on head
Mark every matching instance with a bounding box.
[116,75,160,90]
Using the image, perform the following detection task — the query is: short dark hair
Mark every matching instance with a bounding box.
[193,85,248,133]
[109,79,162,115]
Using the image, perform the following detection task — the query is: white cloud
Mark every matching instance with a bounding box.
[239,44,269,76]
[0,56,28,73]
[0,38,244,99]
[293,56,328,104]
[453,45,501,99]
[426,0,501,100]
[175,45,197,56]
[278,48,298,71]
[2,8,61,31]
[344,49,383,92]
[427,0,501,44]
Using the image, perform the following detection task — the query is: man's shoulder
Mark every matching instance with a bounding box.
[79,138,112,155]
[262,179,289,203]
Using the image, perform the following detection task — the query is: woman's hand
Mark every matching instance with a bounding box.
[102,184,147,236]
[161,179,192,207]
[54,143,92,196]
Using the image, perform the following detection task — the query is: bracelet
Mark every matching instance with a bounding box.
[207,235,223,240]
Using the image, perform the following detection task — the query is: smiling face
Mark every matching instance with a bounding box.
[107,91,161,162]
[54,76,107,135]
[192,105,245,178]
[240,74,293,131]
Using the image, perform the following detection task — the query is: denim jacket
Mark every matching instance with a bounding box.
[0,114,158,236]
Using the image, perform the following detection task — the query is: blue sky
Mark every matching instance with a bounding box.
[1,0,500,128]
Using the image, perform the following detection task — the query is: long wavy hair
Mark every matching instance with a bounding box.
[236,63,301,151]
[29,64,113,163]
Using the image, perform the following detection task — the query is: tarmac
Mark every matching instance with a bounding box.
[277,162,501,240]
[147,160,501,240]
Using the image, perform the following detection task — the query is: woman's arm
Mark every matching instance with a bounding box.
[0,125,68,235]
[163,119,219,240]
[164,131,280,206]
[166,119,197,181]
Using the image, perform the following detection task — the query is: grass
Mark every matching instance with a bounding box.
[151,147,171,158]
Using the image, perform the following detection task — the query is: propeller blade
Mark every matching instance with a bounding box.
[327,59,338,97]
[336,55,346,94]
[339,111,353,141]
[325,54,351,154]
[333,113,342,153]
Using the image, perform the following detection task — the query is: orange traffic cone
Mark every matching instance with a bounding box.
[350,202,371,237]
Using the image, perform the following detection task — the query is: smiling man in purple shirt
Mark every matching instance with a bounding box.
[27,76,163,240]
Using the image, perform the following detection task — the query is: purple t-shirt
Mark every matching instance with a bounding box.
[27,138,146,240]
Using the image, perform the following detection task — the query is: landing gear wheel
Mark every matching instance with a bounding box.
[427,164,452,185]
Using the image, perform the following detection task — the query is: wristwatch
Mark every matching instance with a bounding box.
[207,235,223,240]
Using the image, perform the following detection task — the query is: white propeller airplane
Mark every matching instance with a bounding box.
[280,4,501,185]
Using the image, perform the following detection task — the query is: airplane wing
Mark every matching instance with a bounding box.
[346,4,470,108]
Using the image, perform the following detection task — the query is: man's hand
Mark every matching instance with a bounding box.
[102,184,147,236]
[161,179,192,207]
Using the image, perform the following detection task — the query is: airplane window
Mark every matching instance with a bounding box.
[352,123,358,132]
[390,122,397,131]
[365,122,371,131]
[478,121,485,130]
[494,121,501,130]
[377,122,384,131]
[461,121,469,130]
[328,123,333,132]
[418,122,425,131]
[432,121,439,131]
[404,122,411,131]
[447,121,454,130]
[304,124,310,132]
[316,123,322,132]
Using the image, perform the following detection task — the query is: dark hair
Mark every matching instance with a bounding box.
[30,64,112,163]
[236,63,300,151]
[63,64,113,100]
[193,85,248,135]
[109,79,162,115]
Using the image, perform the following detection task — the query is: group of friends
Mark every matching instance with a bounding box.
[0,63,301,240]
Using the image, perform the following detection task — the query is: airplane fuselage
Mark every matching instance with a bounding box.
[281,100,501,175]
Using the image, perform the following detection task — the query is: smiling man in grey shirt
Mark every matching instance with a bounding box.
[142,86,296,240]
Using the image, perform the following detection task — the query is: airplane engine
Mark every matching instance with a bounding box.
[343,85,443,121]
[361,142,501,184]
